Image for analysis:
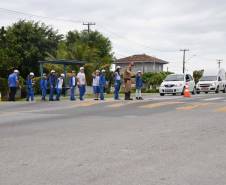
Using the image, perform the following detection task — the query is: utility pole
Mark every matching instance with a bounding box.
[217,59,223,69]
[83,22,96,33]
[180,49,189,74]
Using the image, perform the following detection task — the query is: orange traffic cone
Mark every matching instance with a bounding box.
[184,83,191,98]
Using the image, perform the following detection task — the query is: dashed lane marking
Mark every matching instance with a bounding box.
[202,97,224,101]
[176,103,211,111]
[139,101,185,109]
[215,106,226,112]
[107,101,140,108]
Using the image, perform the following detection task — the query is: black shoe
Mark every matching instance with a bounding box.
[139,97,144,100]
[136,97,139,100]
[124,93,128,100]
[128,92,133,100]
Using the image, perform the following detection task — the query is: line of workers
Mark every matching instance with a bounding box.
[8,62,144,102]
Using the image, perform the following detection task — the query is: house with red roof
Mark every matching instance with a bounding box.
[115,54,169,73]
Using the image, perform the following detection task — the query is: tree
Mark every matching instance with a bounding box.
[142,72,172,91]
[193,70,204,84]
[0,20,63,78]
[55,30,114,85]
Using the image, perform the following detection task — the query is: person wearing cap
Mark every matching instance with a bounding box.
[114,66,121,100]
[135,71,143,100]
[55,74,65,101]
[48,70,56,101]
[123,62,134,100]
[99,69,107,100]
[77,67,86,101]
[92,70,100,100]
[40,73,48,101]
[26,72,35,101]
[69,70,77,101]
[8,69,20,101]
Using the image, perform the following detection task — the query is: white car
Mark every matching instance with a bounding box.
[196,76,226,94]
[159,74,196,96]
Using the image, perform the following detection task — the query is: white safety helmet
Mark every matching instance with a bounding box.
[29,72,34,76]
[96,70,100,73]
[101,69,106,73]
[116,66,121,69]
[50,70,55,73]
[137,70,142,73]
[14,69,19,73]
[61,73,65,78]
[80,67,84,70]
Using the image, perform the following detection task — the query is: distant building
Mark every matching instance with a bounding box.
[115,54,169,73]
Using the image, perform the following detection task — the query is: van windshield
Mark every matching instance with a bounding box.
[200,76,217,81]
[165,75,184,81]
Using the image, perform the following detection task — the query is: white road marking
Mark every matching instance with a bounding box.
[202,97,224,101]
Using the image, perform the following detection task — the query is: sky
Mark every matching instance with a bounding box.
[0,0,226,74]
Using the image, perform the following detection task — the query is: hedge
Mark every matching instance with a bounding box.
[0,78,8,101]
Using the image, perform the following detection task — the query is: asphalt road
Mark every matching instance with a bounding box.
[1,93,226,185]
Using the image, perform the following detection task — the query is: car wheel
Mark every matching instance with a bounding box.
[192,87,196,95]
[173,93,176,96]
[223,86,226,93]
[205,92,208,94]
[215,86,220,94]
[160,93,165,96]
[196,91,200,94]
[181,87,185,96]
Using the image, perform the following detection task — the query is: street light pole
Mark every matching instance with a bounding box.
[180,49,189,74]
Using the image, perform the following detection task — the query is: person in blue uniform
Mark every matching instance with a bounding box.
[56,74,65,101]
[48,70,56,101]
[69,71,77,101]
[8,69,19,101]
[40,73,48,101]
[26,72,35,102]
[114,66,121,100]
[135,71,143,100]
[99,69,107,100]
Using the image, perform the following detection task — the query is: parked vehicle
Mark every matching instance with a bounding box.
[159,74,196,96]
[196,69,226,94]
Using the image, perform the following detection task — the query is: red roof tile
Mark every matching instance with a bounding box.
[115,54,169,64]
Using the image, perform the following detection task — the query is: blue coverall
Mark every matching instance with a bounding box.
[114,72,121,100]
[8,73,18,101]
[69,76,76,101]
[48,74,56,101]
[40,78,48,101]
[26,76,34,101]
[99,74,106,100]
[135,75,143,89]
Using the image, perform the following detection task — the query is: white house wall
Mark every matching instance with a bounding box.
[117,63,164,73]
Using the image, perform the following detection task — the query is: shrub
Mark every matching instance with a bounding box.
[0,78,8,101]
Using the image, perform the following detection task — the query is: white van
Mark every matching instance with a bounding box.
[196,69,226,94]
[159,74,196,96]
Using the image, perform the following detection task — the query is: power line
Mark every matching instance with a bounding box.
[180,49,189,74]
[0,7,82,23]
[83,22,96,33]
[97,24,180,53]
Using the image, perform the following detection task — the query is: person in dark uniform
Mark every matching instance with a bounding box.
[48,70,57,101]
